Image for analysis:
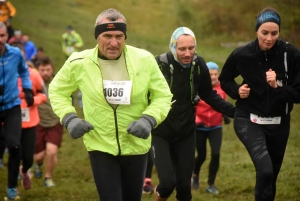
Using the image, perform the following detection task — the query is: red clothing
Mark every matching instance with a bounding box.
[195,82,227,127]
[18,67,47,128]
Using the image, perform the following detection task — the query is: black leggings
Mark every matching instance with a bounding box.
[20,127,37,173]
[0,106,22,188]
[145,149,153,178]
[152,134,195,201]
[194,128,222,185]
[234,110,290,201]
[88,151,147,201]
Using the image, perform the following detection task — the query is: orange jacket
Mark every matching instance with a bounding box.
[0,1,16,23]
[18,68,47,128]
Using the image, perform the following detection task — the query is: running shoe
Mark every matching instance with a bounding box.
[192,174,199,189]
[33,163,43,179]
[5,188,20,201]
[206,184,219,194]
[44,178,55,187]
[19,166,32,190]
[143,179,154,194]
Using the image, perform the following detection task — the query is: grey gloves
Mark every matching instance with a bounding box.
[62,113,94,139]
[127,115,157,139]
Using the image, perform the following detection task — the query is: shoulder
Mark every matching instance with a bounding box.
[125,45,155,60]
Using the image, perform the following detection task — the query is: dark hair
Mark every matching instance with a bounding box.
[37,47,44,52]
[36,56,53,68]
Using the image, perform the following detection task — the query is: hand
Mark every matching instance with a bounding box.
[238,84,250,99]
[223,115,231,124]
[266,68,278,88]
[23,88,34,107]
[62,113,94,139]
[127,115,156,139]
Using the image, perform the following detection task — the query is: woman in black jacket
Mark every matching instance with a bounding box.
[219,7,300,201]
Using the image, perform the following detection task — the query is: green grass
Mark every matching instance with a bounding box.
[1,0,300,200]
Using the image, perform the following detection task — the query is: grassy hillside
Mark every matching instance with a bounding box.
[0,0,300,200]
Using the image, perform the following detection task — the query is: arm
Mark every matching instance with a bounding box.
[49,60,78,122]
[32,70,47,105]
[74,32,84,48]
[18,53,32,90]
[6,1,16,17]
[219,52,241,99]
[271,46,300,103]
[197,59,235,118]
[142,56,173,125]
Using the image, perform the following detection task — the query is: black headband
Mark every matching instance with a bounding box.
[94,22,127,39]
[255,10,281,31]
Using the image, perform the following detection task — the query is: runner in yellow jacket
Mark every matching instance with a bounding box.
[49,8,172,201]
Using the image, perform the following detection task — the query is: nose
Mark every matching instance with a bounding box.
[184,49,191,56]
[110,37,118,46]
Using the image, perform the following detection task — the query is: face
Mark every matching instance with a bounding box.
[209,69,219,86]
[97,18,126,60]
[176,35,195,64]
[0,27,7,52]
[22,35,29,42]
[38,64,53,82]
[257,22,279,51]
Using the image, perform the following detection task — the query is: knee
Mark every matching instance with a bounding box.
[176,184,192,201]
[211,152,220,160]
[257,169,273,182]
[156,179,176,198]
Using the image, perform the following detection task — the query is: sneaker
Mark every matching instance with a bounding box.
[34,163,43,179]
[206,185,219,194]
[19,166,32,190]
[5,188,20,201]
[192,174,199,189]
[44,178,55,187]
[143,179,154,194]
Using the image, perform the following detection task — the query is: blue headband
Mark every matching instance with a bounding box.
[255,10,281,31]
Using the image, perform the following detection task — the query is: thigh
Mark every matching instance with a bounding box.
[195,130,208,153]
[4,106,22,148]
[34,125,46,154]
[152,135,175,184]
[44,123,63,148]
[88,151,122,201]
[208,128,222,154]
[120,153,147,201]
[234,116,272,171]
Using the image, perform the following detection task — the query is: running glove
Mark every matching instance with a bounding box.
[223,115,231,124]
[23,88,34,107]
[62,113,94,139]
[127,115,157,139]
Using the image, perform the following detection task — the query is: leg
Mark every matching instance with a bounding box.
[44,142,58,178]
[234,115,273,201]
[143,150,154,194]
[120,153,148,201]
[265,114,290,200]
[193,129,208,188]
[34,125,46,179]
[4,106,22,188]
[174,133,195,201]
[88,151,122,201]
[207,128,222,186]
[0,126,6,168]
[152,135,176,200]
[20,127,37,173]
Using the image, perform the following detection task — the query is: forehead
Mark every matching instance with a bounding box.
[0,27,7,34]
[38,64,52,70]
[258,22,279,32]
[209,69,219,73]
[101,30,124,36]
[176,35,195,48]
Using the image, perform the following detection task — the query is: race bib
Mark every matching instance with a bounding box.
[21,108,30,122]
[103,80,132,105]
[66,46,75,54]
[250,113,281,124]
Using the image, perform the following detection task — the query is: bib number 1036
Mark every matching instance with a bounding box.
[103,80,132,105]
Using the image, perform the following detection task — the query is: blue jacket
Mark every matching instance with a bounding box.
[0,44,32,111]
[24,41,37,61]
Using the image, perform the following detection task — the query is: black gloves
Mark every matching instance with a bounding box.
[62,113,94,139]
[223,115,231,124]
[127,115,157,139]
[23,88,34,107]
